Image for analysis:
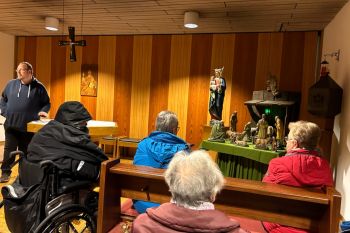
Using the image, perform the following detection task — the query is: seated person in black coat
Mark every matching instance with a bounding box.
[27,101,108,181]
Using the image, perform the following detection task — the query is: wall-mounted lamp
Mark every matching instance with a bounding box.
[323,49,340,61]
[45,17,59,31]
[184,11,199,29]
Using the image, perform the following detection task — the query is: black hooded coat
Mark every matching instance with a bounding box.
[27,101,108,180]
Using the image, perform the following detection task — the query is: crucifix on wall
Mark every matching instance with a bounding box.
[59,27,86,62]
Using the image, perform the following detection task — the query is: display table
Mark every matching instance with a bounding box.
[116,137,141,159]
[27,119,118,137]
[201,140,285,181]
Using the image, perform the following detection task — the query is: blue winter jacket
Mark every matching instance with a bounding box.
[133,131,189,213]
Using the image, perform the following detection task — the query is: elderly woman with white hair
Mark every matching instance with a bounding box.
[132,150,249,233]
[262,120,333,233]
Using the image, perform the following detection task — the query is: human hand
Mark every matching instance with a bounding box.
[38,111,48,118]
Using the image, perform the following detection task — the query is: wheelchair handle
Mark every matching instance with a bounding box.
[9,150,25,159]
[6,151,25,168]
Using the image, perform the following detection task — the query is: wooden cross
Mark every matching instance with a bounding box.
[59,26,86,62]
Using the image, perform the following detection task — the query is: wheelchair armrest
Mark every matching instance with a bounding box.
[60,180,91,194]
[39,160,61,169]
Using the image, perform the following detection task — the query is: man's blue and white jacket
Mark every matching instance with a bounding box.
[133,131,190,213]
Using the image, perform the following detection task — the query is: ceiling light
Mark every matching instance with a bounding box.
[45,17,59,31]
[184,11,199,29]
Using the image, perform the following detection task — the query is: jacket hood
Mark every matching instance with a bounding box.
[288,150,333,187]
[54,101,92,127]
[16,77,39,98]
[143,131,189,164]
[264,149,333,187]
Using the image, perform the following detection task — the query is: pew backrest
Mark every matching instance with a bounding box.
[97,159,341,233]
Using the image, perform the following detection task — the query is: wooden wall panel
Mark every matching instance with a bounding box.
[300,31,318,122]
[81,36,99,119]
[114,36,133,137]
[299,32,333,158]
[280,32,305,91]
[129,35,152,138]
[168,35,192,139]
[24,37,37,70]
[16,37,25,67]
[255,33,271,90]
[50,37,66,117]
[187,34,212,146]
[16,31,319,149]
[35,37,52,116]
[97,36,116,121]
[230,33,259,131]
[148,35,171,132]
[269,33,283,87]
[255,33,284,91]
[65,36,83,102]
[208,34,235,126]
[36,37,51,88]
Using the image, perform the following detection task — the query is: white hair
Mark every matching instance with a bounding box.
[288,120,321,150]
[164,150,224,207]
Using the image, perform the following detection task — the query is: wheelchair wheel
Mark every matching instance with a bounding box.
[34,205,96,233]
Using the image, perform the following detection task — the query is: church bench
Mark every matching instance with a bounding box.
[97,159,341,233]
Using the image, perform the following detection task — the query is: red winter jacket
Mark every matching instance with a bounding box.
[262,149,333,233]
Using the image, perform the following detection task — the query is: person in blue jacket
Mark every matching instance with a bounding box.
[133,110,190,213]
[0,62,50,183]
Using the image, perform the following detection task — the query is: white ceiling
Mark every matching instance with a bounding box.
[0,0,348,36]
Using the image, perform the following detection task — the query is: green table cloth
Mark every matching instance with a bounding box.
[200,140,285,181]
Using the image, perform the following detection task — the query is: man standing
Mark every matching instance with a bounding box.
[0,62,50,183]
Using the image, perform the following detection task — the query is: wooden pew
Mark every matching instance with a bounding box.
[97,159,341,233]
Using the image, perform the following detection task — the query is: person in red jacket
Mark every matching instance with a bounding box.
[132,150,249,233]
[262,120,333,233]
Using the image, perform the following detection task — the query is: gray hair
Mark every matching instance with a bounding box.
[164,150,224,207]
[155,110,178,133]
[288,121,321,150]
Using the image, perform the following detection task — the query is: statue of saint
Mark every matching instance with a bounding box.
[256,114,268,139]
[208,120,226,143]
[230,111,237,132]
[267,125,274,143]
[275,116,285,148]
[266,73,279,98]
[241,121,252,141]
[209,67,226,121]
[275,116,284,140]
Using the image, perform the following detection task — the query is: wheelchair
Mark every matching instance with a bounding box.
[1,151,98,233]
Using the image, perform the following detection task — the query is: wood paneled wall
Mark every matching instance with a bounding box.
[16,31,321,148]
